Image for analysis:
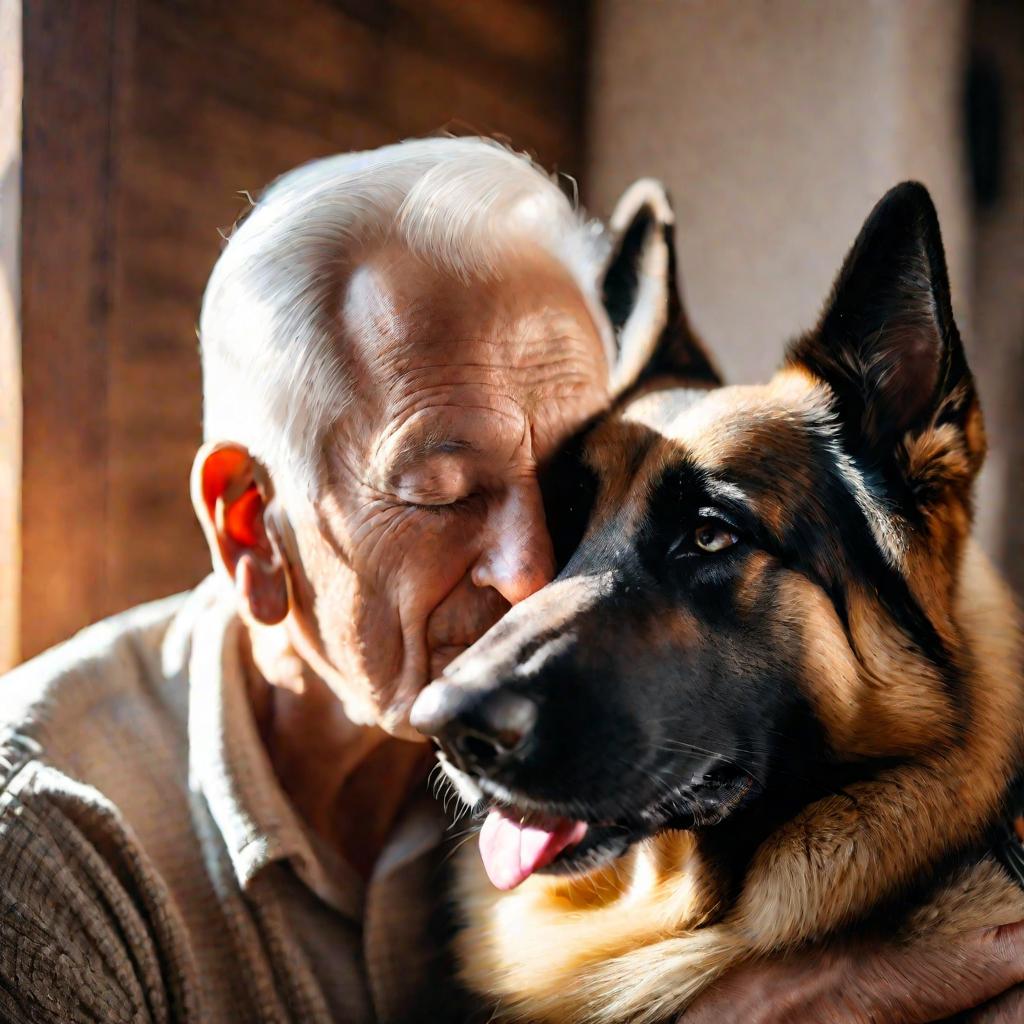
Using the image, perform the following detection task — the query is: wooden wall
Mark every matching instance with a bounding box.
[12,0,589,663]
[0,0,21,671]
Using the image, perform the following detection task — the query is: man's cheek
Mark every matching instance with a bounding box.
[396,539,478,629]
[423,577,511,691]
[350,597,406,685]
[354,507,464,589]
[424,583,507,681]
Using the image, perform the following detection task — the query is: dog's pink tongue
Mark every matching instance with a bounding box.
[479,809,588,890]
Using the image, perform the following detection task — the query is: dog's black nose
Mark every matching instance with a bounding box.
[411,683,538,775]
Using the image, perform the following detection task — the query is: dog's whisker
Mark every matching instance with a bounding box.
[440,830,482,869]
[649,736,850,799]
[647,739,766,787]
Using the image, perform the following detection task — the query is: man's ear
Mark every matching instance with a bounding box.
[789,182,984,495]
[602,178,720,396]
[191,442,290,625]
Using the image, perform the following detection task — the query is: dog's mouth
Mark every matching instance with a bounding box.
[472,767,757,890]
[478,807,591,889]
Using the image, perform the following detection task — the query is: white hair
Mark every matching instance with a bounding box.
[198,137,611,497]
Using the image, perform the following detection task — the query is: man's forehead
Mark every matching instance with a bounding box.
[335,242,612,472]
[340,242,599,366]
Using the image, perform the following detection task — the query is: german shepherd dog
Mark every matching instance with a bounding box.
[411,181,1024,1023]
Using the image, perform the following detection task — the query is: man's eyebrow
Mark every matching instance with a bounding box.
[385,434,479,473]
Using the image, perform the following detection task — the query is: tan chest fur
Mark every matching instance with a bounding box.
[455,842,1024,1024]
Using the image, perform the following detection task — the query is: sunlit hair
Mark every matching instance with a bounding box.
[198,136,609,497]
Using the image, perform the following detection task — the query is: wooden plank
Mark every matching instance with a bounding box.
[381,42,573,170]
[0,0,23,670]
[388,0,586,110]
[164,0,381,107]
[19,0,117,658]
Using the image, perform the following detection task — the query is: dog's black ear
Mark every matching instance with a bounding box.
[789,182,983,480]
[602,180,720,396]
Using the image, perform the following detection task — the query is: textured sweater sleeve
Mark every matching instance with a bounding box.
[0,737,197,1024]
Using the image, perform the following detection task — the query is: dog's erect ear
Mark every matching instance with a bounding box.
[789,182,984,488]
[602,179,720,396]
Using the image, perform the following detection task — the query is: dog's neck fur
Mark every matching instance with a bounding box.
[454,542,1024,1024]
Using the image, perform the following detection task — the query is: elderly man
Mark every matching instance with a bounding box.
[0,137,1021,1024]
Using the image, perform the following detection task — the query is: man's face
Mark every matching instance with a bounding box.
[282,243,609,738]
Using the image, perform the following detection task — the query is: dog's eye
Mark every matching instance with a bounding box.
[667,513,742,559]
[694,521,739,554]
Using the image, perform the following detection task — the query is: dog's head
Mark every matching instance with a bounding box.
[412,182,985,891]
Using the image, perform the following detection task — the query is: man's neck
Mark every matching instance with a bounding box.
[240,624,431,878]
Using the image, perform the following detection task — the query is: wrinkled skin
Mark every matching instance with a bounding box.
[275,243,611,739]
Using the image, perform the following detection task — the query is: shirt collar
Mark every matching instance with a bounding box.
[178,577,447,919]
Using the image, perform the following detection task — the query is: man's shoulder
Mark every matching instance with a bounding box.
[0,594,192,1024]
[0,581,232,1023]
[0,585,220,787]
[0,637,198,1024]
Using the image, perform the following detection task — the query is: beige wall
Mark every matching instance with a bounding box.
[586,0,1022,578]
[588,0,969,380]
[969,0,1024,593]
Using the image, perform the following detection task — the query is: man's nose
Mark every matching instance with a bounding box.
[410,681,538,776]
[471,483,555,606]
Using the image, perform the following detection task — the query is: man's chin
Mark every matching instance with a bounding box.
[379,698,432,742]
[379,654,466,741]
[379,641,476,740]
[380,644,468,741]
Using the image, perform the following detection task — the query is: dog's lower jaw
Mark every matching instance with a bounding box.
[454,829,738,1024]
